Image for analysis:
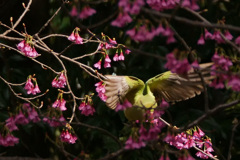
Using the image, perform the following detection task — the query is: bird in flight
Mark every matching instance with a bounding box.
[102,63,213,121]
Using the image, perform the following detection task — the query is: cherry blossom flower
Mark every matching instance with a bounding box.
[204,29,213,40]
[24,77,41,95]
[43,115,66,127]
[113,53,119,61]
[79,6,96,19]
[27,108,40,123]
[212,30,224,44]
[17,40,39,58]
[197,34,205,45]
[68,28,83,44]
[118,51,125,61]
[68,32,76,41]
[228,76,240,92]
[15,111,29,125]
[60,130,77,144]
[70,6,78,17]
[95,81,107,101]
[235,36,240,45]
[78,102,96,116]
[5,116,18,131]
[125,136,146,150]
[125,49,131,54]
[52,98,67,111]
[160,99,169,108]
[94,59,102,69]
[115,100,132,112]
[224,30,233,40]
[0,134,19,147]
[111,12,132,27]
[52,72,67,88]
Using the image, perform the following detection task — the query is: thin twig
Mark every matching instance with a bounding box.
[3,0,33,36]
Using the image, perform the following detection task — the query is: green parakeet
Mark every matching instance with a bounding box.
[103,63,213,121]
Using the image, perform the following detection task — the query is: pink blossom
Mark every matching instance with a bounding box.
[125,136,146,150]
[24,78,34,92]
[17,40,26,51]
[235,36,240,45]
[43,116,66,127]
[111,12,132,27]
[28,108,40,123]
[94,59,102,69]
[70,6,78,17]
[15,111,29,125]
[109,38,117,45]
[160,99,169,108]
[155,24,165,35]
[78,102,96,116]
[228,76,240,92]
[104,54,111,63]
[166,34,176,44]
[118,52,125,61]
[75,33,83,44]
[5,116,18,131]
[0,134,19,147]
[212,30,224,44]
[126,28,136,37]
[204,29,213,40]
[52,72,67,88]
[68,32,76,41]
[197,34,205,45]
[113,53,119,61]
[95,81,107,101]
[115,100,132,112]
[52,99,67,111]
[104,61,111,68]
[32,84,41,95]
[125,49,131,54]
[79,6,96,19]
[224,30,233,40]
[60,130,77,144]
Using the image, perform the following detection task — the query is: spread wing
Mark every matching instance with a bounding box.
[104,75,145,109]
[146,63,213,102]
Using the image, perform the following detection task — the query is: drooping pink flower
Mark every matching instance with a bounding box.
[113,53,119,61]
[124,136,146,150]
[224,30,233,40]
[32,84,41,95]
[68,32,76,41]
[52,99,67,111]
[204,29,213,40]
[94,59,102,69]
[79,6,96,19]
[78,102,96,116]
[15,111,29,125]
[115,100,132,112]
[17,40,26,51]
[111,12,132,27]
[104,54,112,68]
[27,108,40,123]
[197,34,205,45]
[70,6,78,17]
[118,51,125,61]
[160,99,169,108]
[95,81,107,102]
[125,49,131,54]
[60,130,77,144]
[24,78,34,93]
[5,116,18,131]
[235,36,240,45]
[228,76,240,92]
[0,134,19,147]
[212,30,224,44]
[52,72,67,88]
[75,33,83,44]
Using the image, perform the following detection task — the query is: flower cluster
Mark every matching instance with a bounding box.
[68,27,83,44]
[164,127,215,159]
[60,129,77,144]
[115,100,132,112]
[24,75,41,95]
[52,91,67,111]
[125,136,146,150]
[111,0,144,27]
[147,0,199,11]
[17,36,40,58]
[94,34,131,69]
[95,81,107,101]
[1,103,40,147]
[126,24,175,43]
[0,134,19,147]
[210,51,232,89]
[70,6,96,19]
[78,95,96,116]
[165,52,192,74]
[52,72,67,88]
[43,115,66,127]
[200,29,233,45]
